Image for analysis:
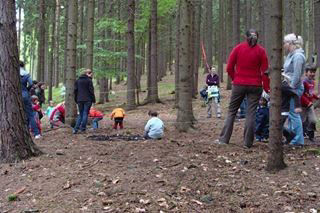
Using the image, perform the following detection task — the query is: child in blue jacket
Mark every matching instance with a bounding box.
[255,96,269,142]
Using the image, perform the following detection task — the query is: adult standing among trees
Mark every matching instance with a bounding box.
[20,61,41,139]
[72,69,96,134]
[283,33,306,146]
[216,29,269,148]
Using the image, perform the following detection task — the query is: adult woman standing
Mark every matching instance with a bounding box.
[283,34,306,146]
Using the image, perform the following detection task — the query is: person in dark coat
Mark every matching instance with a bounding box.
[255,97,269,142]
[73,69,96,134]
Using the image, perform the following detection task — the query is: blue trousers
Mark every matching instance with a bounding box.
[92,117,103,129]
[74,101,92,132]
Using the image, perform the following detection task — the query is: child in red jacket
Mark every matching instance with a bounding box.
[31,95,42,135]
[301,64,319,142]
[89,108,104,129]
[50,102,65,128]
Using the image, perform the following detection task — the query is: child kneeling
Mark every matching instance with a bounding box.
[144,111,164,140]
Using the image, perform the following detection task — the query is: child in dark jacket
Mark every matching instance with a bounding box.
[255,96,269,142]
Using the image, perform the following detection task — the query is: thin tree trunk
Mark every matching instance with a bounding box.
[86,0,95,70]
[204,0,213,68]
[148,0,159,103]
[308,0,314,62]
[63,0,69,84]
[226,0,233,90]
[314,0,320,67]
[54,0,61,87]
[37,0,46,82]
[127,0,136,109]
[267,0,287,172]
[0,0,41,163]
[193,0,201,97]
[78,0,84,68]
[218,0,225,83]
[65,0,78,126]
[175,4,180,107]
[48,5,56,101]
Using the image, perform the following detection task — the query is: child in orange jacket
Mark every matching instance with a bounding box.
[110,108,125,129]
[89,107,104,129]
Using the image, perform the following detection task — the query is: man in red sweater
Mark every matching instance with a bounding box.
[217,29,270,148]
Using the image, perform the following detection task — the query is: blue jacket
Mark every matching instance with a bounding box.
[145,117,164,139]
[20,68,33,98]
[255,105,269,136]
[283,48,306,89]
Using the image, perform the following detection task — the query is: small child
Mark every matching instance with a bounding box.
[89,107,104,129]
[144,110,164,140]
[111,107,125,130]
[45,101,55,117]
[31,95,42,135]
[255,96,269,142]
[49,102,65,128]
[206,66,221,118]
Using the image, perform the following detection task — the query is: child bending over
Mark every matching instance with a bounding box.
[111,108,125,130]
[89,107,104,129]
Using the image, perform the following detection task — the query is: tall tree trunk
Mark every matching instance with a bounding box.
[307,0,314,62]
[63,0,69,84]
[314,0,320,67]
[175,5,180,107]
[176,0,194,132]
[48,5,56,101]
[127,0,136,109]
[246,0,252,29]
[97,0,106,104]
[218,0,225,83]
[284,0,294,34]
[232,0,240,47]
[204,0,213,68]
[18,4,21,52]
[65,0,78,126]
[148,0,159,103]
[54,0,61,87]
[193,0,201,96]
[226,0,233,90]
[37,0,46,82]
[0,0,41,163]
[78,0,84,69]
[86,0,95,70]
[267,0,287,172]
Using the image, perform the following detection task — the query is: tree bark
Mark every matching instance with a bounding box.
[175,4,180,107]
[48,3,56,101]
[193,0,201,96]
[63,0,69,84]
[176,0,194,132]
[204,0,213,68]
[86,0,95,70]
[226,0,233,90]
[266,0,287,172]
[127,0,136,109]
[148,0,159,103]
[218,0,225,83]
[54,0,61,87]
[0,0,41,163]
[314,0,320,67]
[78,0,84,69]
[37,0,46,82]
[65,0,78,126]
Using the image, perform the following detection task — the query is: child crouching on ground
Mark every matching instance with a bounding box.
[111,107,125,130]
[89,107,104,129]
[49,102,65,128]
[255,94,269,142]
[144,110,164,140]
[45,100,55,118]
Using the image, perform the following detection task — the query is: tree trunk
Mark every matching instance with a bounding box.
[54,0,61,88]
[127,0,136,109]
[266,0,287,172]
[175,4,180,107]
[148,0,159,103]
[65,0,78,126]
[176,0,194,132]
[218,0,225,83]
[48,4,56,101]
[193,0,201,97]
[86,0,95,70]
[284,0,294,34]
[0,0,41,163]
[246,0,252,29]
[37,0,46,82]
[314,0,320,67]
[226,0,233,90]
[63,0,69,85]
[18,4,21,52]
[204,0,213,68]
[232,0,240,47]
[78,0,84,69]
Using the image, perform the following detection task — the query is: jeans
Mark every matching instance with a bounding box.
[22,92,40,136]
[92,117,103,129]
[239,97,247,117]
[219,85,262,147]
[74,101,92,132]
[207,97,221,117]
[288,84,304,145]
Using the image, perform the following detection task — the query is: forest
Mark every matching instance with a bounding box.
[0,0,320,212]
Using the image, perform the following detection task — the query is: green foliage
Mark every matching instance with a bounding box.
[7,194,18,202]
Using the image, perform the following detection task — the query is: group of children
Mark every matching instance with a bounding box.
[33,101,164,140]
[200,64,318,143]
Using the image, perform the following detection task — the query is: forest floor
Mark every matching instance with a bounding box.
[1,73,320,213]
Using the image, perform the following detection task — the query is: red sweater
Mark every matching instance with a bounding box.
[301,78,319,107]
[227,42,270,91]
